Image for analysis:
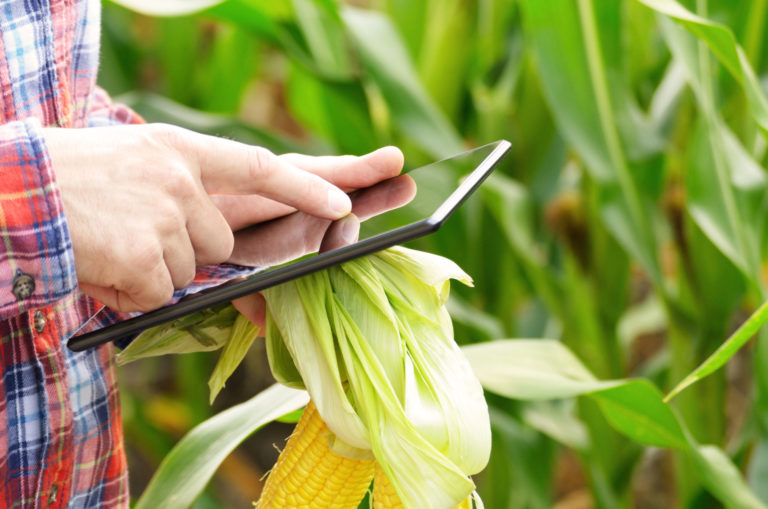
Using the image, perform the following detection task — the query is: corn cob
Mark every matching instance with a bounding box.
[256,401,375,508]
[372,463,403,509]
[372,463,474,509]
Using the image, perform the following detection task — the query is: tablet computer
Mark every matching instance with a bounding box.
[67,139,511,351]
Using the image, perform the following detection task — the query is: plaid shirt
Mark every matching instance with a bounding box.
[0,1,256,507]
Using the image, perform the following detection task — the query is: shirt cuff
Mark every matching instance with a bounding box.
[0,118,78,320]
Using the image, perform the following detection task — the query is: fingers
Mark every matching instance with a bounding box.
[229,212,331,267]
[348,174,417,221]
[233,293,267,330]
[185,133,352,220]
[184,197,235,264]
[209,194,294,230]
[280,146,404,190]
[210,147,406,231]
[229,211,362,267]
[79,283,166,314]
[162,229,197,288]
[227,174,415,267]
[319,214,360,253]
[78,249,175,312]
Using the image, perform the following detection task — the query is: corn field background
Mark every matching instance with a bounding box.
[102,0,768,507]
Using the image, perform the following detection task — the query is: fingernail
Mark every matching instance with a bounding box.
[341,215,360,243]
[328,189,351,216]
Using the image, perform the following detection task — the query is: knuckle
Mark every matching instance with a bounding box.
[299,176,325,205]
[212,230,235,263]
[179,265,196,288]
[136,286,173,312]
[161,163,198,200]
[247,146,276,180]
[129,242,165,275]
[137,272,174,311]
[148,123,186,146]
[171,253,197,289]
[153,280,175,308]
[199,230,234,265]
[155,199,185,232]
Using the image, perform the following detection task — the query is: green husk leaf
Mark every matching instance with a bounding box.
[262,247,490,508]
[329,293,476,507]
[117,303,237,365]
[265,271,370,449]
[208,311,261,404]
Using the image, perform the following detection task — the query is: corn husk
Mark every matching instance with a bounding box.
[264,246,490,508]
[208,313,260,404]
[117,303,260,405]
[116,303,238,365]
[117,246,491,508]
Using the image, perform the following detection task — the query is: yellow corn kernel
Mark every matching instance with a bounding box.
[372,463,403,509]
[256,401,375,508]
[372,463,473,509]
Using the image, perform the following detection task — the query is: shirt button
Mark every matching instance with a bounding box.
[47,483,58,504]
[33,310,46,333]
[11,269,35,300]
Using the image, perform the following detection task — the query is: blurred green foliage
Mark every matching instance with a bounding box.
[101,0,768,507]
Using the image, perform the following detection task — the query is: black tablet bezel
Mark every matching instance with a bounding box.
[67,140,511,351]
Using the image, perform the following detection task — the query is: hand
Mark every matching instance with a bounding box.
[210,150,405,233]
[45,123,397,312]
[231,164,414,329]
[225,164,414,267]
[231,214,362,331]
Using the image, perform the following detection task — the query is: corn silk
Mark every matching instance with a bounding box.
[117,246,491,508]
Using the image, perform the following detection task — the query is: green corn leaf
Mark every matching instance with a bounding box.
[417,0,474,123]
[519,0,661,283]
[196,26,260,113]
[667,299,768,401]
[521,401,591,452]
[108,0,223,16]
[635,0,768,137]
[135,384,309,509]
[692,445,768,509]
[463,339,766,508]
[292,0,352,79]
[661,17,768,282]
[286,62,378,154]
[749,439,768,502]
[342,7,464,159]
[518,0,613,183]
[485,408,557,509]
[590,380,688,450]
[461,339,612,400]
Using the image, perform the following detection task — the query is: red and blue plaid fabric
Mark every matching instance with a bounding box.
[0,1,257,506]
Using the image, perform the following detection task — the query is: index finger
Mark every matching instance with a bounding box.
[186,133,352,220]
[280,146,404,191]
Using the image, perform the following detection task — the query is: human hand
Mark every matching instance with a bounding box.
[231,172,416,329]
[45,124,398,312]
[219,150,408,267]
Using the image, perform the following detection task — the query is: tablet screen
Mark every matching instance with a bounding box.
[306,140,506,256]
[224,140,506,268]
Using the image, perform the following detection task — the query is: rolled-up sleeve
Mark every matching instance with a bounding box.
[0,117,77,320]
